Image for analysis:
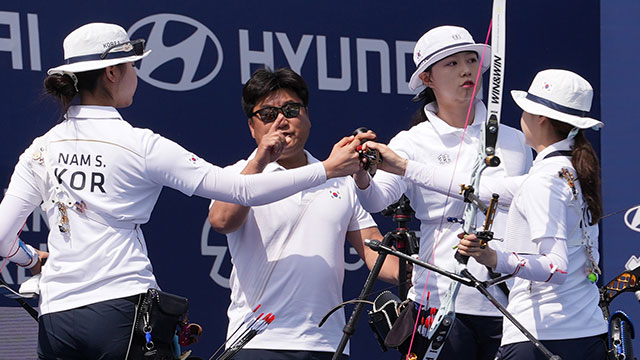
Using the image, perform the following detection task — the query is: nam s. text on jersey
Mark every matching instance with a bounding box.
[55,152,106,193]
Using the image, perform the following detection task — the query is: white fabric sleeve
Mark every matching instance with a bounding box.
[494,236,569,284]
[520,175,569,240]
[355,170,408,213]
[193,162,327,206]
[144,134,213,196]
[0,194,39,268]
[347,179,377,231]
[404,159,526,205]
[5,150,45,206]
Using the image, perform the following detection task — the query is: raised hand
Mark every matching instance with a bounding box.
[351,130,378,188]
[456,233,497,268]
[353,129,379,176]
[361,142,408,176]
[322,131,375,179]
[252,116,288,169]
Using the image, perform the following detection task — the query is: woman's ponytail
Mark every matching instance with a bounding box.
[550,119,602,225]
[44,73,77,114]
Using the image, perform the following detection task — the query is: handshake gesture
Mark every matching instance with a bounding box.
[322,127,409,183]
[321,129,375,179]
[352,127,383,177]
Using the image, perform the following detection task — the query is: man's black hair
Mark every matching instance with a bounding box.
[241,68,309,118]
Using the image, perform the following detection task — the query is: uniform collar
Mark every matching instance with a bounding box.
[247,149,318,172]
[533,138,575,166]
[65,105,124,120]
[424,99,485,136]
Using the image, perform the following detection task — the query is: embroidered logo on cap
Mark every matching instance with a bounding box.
[102,40,121,49]
[544,83,552,91]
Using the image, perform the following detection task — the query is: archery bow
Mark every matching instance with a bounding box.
[410,2,505,359]
[419,2,562,359]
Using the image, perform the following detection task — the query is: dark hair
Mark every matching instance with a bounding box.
[409,87,436,128]
[44,68,105,115]
[241,68,309,118]
[549,119,602,224]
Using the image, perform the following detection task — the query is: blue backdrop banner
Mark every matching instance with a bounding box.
[2,1,635,359]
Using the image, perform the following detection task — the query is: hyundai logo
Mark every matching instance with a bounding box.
[128,14,223,91]
[624,205,640,233]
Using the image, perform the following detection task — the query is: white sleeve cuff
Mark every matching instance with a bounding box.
[354,175,388,213]
[13,242,39,269]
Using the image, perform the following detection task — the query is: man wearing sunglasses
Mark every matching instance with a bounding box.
[209,68,398,360]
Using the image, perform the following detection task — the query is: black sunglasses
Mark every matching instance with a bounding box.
[100,39,146,60]
[251,102,304,123]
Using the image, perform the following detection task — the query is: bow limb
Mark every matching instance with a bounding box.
[599,265,640,320]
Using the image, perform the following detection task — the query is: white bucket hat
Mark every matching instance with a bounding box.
[511,69,603,130]
[408,25,491,92]
[47,22,151,75]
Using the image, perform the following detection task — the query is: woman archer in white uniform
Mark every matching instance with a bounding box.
[0,22,367,360]
[352,25,532,360]
[457,69,608,360]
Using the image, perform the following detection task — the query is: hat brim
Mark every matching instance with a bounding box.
[511,90,603,130]
[47,49,151,75]
[408,44,491,92]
